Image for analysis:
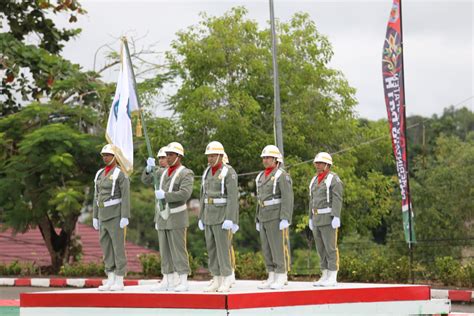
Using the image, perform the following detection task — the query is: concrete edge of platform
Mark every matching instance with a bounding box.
[0,277,158,288]
[0,278,472,302]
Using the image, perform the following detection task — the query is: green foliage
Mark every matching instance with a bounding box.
[290,248,319,276]
[235,251,267,279]
[0,261,40,276]
[434,256,462,286]
[188,254,201,278]
[59,262,105,277]
[460,260,474,288]
[138,253,161,277]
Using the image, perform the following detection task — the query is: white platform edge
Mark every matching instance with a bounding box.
[19,299,451,316]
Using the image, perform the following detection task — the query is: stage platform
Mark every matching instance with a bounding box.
[20,280,450,315]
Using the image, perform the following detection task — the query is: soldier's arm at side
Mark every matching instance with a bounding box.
[119,173,131,219]
[279,173,294,224]
[225,168,239,224]
[198,174,205,221]
[92,179,98,219]
[330,177,343,218]
[164,170,194,203]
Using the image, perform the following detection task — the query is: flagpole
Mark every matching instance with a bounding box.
[398,0,415,284]
[122,37,162,206]
[269,0,285,161]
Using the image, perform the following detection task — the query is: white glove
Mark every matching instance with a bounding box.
[155,189,165,200]
[93,218,99,230]
[198,219,205,231]
[146,157,156,173]
[231,224,239,234]
[155,222,159,231]
[331,216,341,229]
[256,222,260,232]
[279,219,290,230]
[120,218,129,228]
[309,218,314,231]
[222,220,233,230]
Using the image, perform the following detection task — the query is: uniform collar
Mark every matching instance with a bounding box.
[104,164,116,176]
[317,170,329,184]
[168,162,181,176]
[211,162,222,176]
[264,166,277,177]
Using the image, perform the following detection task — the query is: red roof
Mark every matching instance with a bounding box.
[0,223,158,272]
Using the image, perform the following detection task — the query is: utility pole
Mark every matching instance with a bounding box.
[269,0,284,159]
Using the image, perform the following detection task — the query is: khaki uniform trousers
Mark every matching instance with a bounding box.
[158,228,190,275]
[312,223,339,271]
[259,219,291,274]
[100,216,127,276]
[205,224,233,277]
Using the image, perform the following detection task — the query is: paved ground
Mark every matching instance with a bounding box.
[1,286,472,313]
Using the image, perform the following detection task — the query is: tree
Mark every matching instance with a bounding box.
[0,102,101,271]
[394,134,474,262]
[0,0,86,116]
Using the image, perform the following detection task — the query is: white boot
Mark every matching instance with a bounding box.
[229,270,236,287]
[313,269,328,287]
[151,274,170,291]
[270,273,288,290]
[110,275,124,291]
[98,272,115,291]
[321,270,338,287]
[167,272,179,291]
[204,276,221,292]
[174,274,189,292]
[257,272,275,289]
[217,275,233,293]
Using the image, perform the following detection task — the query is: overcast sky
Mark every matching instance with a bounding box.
[57,0,473,120]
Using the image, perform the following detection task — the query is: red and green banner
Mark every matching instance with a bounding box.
[382,0,415,243]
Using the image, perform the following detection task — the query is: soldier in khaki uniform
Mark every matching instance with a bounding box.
[92,144,131,291]
[198,141,239,292]
[308,152,343,287]
[142,142,194,292]
[255,145,294,290]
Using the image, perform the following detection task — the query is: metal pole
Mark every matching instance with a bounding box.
[398,0,415,284]
[122,37,162,208]
[269,0,284,159]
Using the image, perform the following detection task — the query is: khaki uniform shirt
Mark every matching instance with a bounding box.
[256,168,294,223]
[142,165,194,230]
[199,164,239,225]
[309,171,343,226]
[93,166,130,222]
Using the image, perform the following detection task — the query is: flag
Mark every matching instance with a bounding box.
[382,0,415,243]
[105,40,139,175]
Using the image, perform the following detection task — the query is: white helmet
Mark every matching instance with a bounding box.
[166,142,184,156]
[222,152,229,164]
[313,152,333,165]
[100,144,115,155]
[260,145,281,158]
[156,146,167,158]
[205,141,225,155]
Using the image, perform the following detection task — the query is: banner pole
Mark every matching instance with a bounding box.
[398,0,415,284]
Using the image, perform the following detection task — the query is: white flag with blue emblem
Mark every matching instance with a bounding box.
[105,41,138,175]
